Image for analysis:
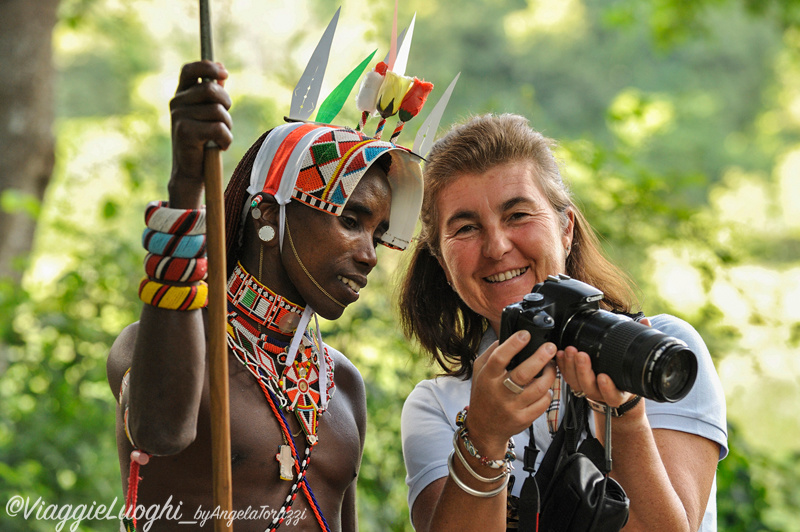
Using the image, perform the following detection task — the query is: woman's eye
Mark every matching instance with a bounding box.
[454,224,476,235]
[509,212,529,222]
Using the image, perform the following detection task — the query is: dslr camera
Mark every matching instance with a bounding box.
[500,274,697,402]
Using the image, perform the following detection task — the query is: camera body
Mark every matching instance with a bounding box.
[502,274,604,370]
[500,274,698,402]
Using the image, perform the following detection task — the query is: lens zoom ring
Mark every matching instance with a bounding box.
[599,320,646,369]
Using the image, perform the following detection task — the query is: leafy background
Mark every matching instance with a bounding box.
[1,0,799,530]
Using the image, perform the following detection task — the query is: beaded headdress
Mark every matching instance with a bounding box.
[242,6,459,252]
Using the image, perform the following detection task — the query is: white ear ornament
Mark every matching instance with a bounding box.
[259,225,276,243]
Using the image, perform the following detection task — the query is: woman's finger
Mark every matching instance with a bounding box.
[558,347,601,398]
[507,341,557,386]
[472,340,498,377]
[481,330,531,377]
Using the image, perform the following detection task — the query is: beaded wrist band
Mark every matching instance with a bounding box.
[452,430,508,483]
[586,395,642,417]
[145,201,206,236]
[142,228,207,259]
[144,253,208,283]
[138,278,208,310]
[454,406,516,470]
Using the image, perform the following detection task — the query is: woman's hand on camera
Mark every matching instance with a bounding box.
[557,317,651,408]
[556,346,631,407]
[466,331,557,450]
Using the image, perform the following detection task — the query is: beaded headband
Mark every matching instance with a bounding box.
[245,122,423,251]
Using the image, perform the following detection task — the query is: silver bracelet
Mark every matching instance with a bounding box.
[452,430,508,483]
[447,451,509,498]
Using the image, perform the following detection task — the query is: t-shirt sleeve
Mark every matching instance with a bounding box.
[645,314,729,460]
[401,379,460,523]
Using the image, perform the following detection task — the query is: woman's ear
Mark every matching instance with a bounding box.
[435,254,454,287]
[562,207,575,252]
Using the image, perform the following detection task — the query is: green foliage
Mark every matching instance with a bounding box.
[0,228,142,531]
[0,190,42,220]
[717,424,773,531]
[56,3,158,117]
[717,423,800,532]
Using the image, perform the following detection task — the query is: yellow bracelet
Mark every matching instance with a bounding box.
[138,278,208,310]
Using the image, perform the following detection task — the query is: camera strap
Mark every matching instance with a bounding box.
[517,394,572,529]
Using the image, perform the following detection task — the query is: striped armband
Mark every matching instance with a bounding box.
[144,201,206,235]
[142,228,207,258]
[144,253,208,283]
[138,278,208,310]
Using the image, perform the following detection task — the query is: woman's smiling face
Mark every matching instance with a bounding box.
[435,160,574,334]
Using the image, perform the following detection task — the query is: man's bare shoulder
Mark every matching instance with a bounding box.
[326,347,366,432]
[328,348,364,395]
[107,321,139,399]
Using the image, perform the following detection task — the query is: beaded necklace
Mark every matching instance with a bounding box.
[226,262,334,531]
[227,261,305,335]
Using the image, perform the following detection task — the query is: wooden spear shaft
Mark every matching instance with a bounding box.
[199,2,233,531]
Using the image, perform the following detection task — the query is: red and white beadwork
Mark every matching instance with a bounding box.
[227,262,304,335]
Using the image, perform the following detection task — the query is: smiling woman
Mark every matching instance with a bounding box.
[434,161,573,332]
[398,113,728,532]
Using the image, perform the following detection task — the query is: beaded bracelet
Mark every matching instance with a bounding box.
[144,253,208,283]
[454,406,516,470]
[145,201,206,236]
[452,430,508,483]
[138,278,208,310]
[447,451,509,498]
[142,228,207,259]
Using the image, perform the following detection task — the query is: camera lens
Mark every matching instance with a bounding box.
[655,345,696,400]
[561,310,698,402]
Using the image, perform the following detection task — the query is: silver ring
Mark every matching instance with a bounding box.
[572,390,587,398]
[502,377,525,394]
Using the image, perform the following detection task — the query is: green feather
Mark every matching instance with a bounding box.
[315,50,377,124]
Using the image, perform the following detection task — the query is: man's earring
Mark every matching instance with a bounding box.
[259,225,276,243]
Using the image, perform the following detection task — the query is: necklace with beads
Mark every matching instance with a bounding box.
[226,261,334,531]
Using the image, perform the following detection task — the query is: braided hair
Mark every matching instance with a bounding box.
[223,130,272,277]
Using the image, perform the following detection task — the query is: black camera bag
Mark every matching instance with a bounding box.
[517,393,630,532]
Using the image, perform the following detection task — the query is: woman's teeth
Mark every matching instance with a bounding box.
[486,267,528,283]
[338,275,360,293]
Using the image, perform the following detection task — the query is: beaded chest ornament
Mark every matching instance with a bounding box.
[226,262,335,444]
[226,261,334,531]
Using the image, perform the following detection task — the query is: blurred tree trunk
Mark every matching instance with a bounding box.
[0,0,60,280]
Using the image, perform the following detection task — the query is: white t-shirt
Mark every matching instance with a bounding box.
[401,314,728,531]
